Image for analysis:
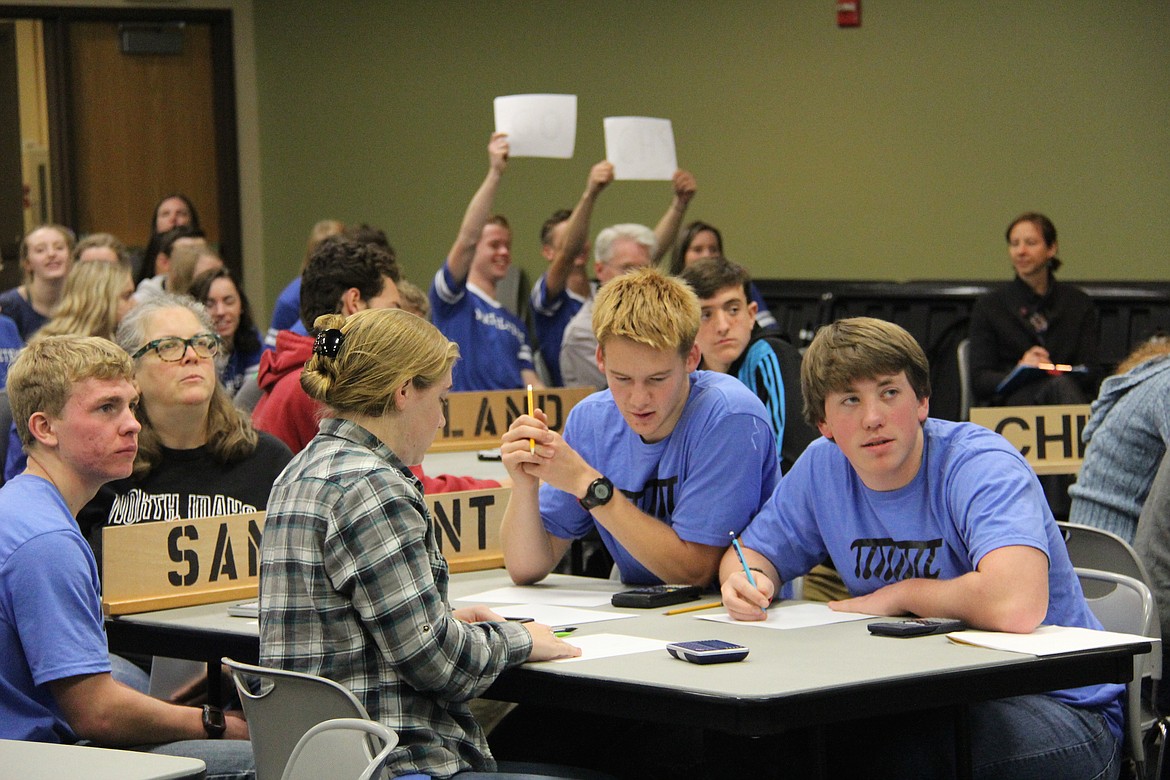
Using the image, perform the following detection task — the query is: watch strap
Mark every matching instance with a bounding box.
[202,704,226,739]
[578,475,614,510]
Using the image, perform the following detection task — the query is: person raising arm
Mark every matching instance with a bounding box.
[431,132,540,391]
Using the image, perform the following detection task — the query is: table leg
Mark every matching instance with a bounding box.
[811,724,828,779]
[206,659,224,707]
[953,703,973,780]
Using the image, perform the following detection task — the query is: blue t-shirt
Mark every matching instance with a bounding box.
[265,277,301,349]
[742,418,1124,739]
[0,314,22,389]
[0,475,111,742]
[0,288,46,341]
[529,273,589,387]
[540,371,779,584]
[430,264,535,391]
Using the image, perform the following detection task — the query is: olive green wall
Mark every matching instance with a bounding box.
[252,1,1169,313]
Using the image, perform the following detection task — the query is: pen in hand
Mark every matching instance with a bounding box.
[731,531,767,614]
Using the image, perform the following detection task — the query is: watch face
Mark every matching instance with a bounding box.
[203,705,226,735]
[594,483,612,501]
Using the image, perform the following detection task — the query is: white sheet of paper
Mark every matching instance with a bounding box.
[538,633,669,664]
[494,94,577,158]
[454,585,614,608]
[603,116,677,180]
[947,625,1155,656]
[699,603,874,630]
[491,604,634,628]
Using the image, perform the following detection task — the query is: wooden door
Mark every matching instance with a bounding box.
[67,20,219,252]
[0,22,24,290]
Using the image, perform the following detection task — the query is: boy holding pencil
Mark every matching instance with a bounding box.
[500,268,778,587]
[720,317,1122,778]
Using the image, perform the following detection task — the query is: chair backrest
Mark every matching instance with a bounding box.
[956,338,971,422]
[281,718,399,780]
[1075,567,1160,770]
[222,657,373,780]
[233,372,263,413]
[1059,521,1155,597]
[1077,567,1157,640]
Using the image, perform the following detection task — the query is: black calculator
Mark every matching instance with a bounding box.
[611,584,702,608]
[867,617,966,637]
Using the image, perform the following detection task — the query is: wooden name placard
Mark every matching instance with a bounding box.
[102,512,266,616]
[429,386,594,452]
[969,404,1091,475]
[101,487,513,615]
[431,486,510,573]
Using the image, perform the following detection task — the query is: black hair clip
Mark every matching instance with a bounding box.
[313,328,344,358]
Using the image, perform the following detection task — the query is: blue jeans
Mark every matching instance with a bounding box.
[968,695,1120,780]
[454,762,614,779]
[108,653,150,694]
[139,739,255,780]
[839,694,1120,779]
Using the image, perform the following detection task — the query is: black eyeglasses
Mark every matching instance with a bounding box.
[131,333,221,361]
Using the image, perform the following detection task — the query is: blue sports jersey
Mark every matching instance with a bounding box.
[430,264,534,391]
[530,273,589,387]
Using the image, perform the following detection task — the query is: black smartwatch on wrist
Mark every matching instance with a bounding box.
[202,704,226,739]
[578,476,614,510]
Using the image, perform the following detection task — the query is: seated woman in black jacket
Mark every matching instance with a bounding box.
[968,212,1099,406]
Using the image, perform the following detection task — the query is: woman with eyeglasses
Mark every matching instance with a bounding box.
[78,294,292,564]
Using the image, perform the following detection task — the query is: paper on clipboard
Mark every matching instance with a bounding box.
[603,117,677,180]
[493,94,577,158]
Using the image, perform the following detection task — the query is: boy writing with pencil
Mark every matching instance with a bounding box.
[720,317,1122,778]
[500,268,778,587]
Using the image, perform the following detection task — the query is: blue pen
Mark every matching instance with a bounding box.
[731,532,767,613]
[730,531,758,588]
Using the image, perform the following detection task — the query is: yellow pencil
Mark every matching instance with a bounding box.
[664,601,723,616]
[527,384,535,453]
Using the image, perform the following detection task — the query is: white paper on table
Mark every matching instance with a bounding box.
[454,585,614,608]
[947,625,1155,656]
[603,117,677,180]
[493,94,577,158]
[698,602,874,630]
[490,604,634,628]
[539,633,669,664]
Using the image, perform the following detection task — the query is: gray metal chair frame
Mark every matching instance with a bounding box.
[223,657,388,780]
[1075,567,1164,780]
[956,337,971,421]
[280,717,398,780]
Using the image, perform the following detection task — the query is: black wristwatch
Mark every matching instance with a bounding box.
[579,476,614,510]
[202,704,226,739]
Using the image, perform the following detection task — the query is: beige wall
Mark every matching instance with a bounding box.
[8,2,1169,321]
[250,0,1169,315]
